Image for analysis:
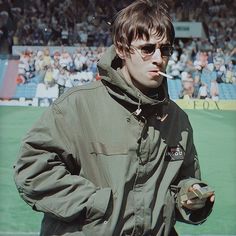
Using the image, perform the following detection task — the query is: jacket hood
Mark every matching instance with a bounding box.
[97,45,170,109]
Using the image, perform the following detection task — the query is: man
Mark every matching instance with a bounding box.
[14,1,214,235]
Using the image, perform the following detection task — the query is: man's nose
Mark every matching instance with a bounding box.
[152,49,163,64]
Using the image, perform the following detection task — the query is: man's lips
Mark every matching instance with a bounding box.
[149,68,160,72]
[148,69,161,76]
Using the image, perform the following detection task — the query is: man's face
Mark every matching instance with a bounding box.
[117,35,171,94]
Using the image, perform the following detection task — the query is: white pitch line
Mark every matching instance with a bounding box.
[203,110,224,119]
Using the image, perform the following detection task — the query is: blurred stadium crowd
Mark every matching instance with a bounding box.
[1,0,235,50]
[16,46,105,96]
[0,0,236,100]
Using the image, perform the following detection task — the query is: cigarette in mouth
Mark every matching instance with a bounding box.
[158,71,173,79]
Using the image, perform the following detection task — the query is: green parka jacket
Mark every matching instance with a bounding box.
[14,46,213,236]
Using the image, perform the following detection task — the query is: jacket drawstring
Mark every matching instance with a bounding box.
[127,93,142,121]
[134,93,142,116]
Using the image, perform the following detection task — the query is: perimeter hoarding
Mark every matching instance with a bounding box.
[175,99,236,111]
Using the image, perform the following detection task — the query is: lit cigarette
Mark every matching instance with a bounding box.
[158,71,173,79]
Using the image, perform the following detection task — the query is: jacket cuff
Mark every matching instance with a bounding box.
[176,178,214,224]
[86,188,112,221]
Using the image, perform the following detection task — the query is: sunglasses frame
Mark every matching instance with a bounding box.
[131,43,174,58]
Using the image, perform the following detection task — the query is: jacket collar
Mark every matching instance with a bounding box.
[97,45,170,109]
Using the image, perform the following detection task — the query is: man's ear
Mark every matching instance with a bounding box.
[115,46,125,60]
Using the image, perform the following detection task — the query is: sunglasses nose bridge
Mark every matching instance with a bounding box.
[151,47,162,60]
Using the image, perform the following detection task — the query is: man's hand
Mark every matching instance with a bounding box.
[181,184,215,210]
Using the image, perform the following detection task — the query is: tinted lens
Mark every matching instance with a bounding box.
[140,44,156,56]
[160,45,173,57]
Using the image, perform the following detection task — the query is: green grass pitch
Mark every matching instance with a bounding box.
[0,106,235,235]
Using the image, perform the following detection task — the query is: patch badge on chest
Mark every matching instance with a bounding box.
[164,145,184,161]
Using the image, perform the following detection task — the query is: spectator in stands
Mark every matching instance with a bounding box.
[73,48,85,71]
[42,47,52,69]
[17,52,29,84]
[68,69,84,87]
[59,50,73,71]
[210,80,219,101]
[192,73,201,98]
[225,60,235,84]
[179,71,194,99]
[87,58,98,75]
[44,65,55,88]
[35,50,46,73]
[214,60,225,83]
[51,51,61,69]
[17,50,35,83]
[14,1,214,236]
[61,27,69,45]
[55,67,67,96]
[198,82,209,99]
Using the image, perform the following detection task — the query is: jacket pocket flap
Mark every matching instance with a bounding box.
[90,142,128,155]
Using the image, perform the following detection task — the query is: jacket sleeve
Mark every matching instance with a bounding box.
[174,125,214,224]
[14,104,112,222]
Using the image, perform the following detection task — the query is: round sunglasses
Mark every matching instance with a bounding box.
[131,43,174,58]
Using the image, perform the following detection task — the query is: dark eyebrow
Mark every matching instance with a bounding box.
[160,43,172,46]
[137,42,172,48]
[136,43,156,49]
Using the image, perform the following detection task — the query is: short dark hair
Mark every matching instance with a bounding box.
[112,0,175,54]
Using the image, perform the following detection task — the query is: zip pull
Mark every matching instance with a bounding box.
[134,93,142,116]
[127,93,142,121]
[134,108,142,116]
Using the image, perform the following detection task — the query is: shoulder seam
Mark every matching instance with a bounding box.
[54,81,104,105]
